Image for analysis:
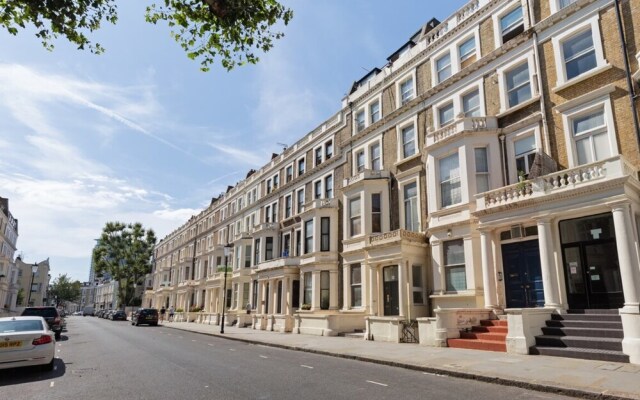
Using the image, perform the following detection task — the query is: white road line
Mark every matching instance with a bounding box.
[229,349,236,351]
[422,372,444,377]
[300,365,314,369]
[207,343,214,347]
[50,382,55,388]
[366,380,388,387]
[259,355,268,359]
[192,340,196,342]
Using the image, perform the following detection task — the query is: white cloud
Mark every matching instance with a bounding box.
[208,143,265,167]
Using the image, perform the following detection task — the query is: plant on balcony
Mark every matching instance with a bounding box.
[176,308,184,313]
[216,265,231,272]
[516,170,528,192]
[189,305,203,312]
[300,304,311,310]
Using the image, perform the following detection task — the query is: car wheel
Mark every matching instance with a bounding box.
[151,322,158,326]
[42,358,55,372]
[54,332,61,340]
[131,321,135,326]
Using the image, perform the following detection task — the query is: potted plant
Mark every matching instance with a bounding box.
[300,304,311,311]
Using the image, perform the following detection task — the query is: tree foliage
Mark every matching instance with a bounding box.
[0,0,292,71]
[49,274,82,306]
[92,222,157,307]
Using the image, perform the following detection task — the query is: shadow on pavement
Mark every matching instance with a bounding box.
[0,358,66,386]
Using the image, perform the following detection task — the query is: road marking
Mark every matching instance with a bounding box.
[300,365,314,369]
[207,343,214,347]
[366,380,388,387]
[229,348,236,351]
[259,355,268,359]
[191,340,196,342]
[50,382,55,388]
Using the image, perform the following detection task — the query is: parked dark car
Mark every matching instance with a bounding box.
[95,310,104,318]
[20,307,63,340]
[131,308,158,326]
[110,310,127,321]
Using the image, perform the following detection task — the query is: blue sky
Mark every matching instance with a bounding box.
[0,0,466,282]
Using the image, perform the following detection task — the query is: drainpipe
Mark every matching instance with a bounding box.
[527,0,552,156]
[614,0,640,152]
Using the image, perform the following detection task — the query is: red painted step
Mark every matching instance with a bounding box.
[447,319,508,353]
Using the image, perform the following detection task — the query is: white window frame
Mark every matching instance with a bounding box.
[396,115,418,161]
[314,146,324,167]
[348,194,363,238]
[297,155,306,177]
[398,175,421,232]
[550,0,578,14]
[505,124,542,184]
[354,108,366,134]
[497,53,537,114]
[285,163,294,183]
[437,150,463,209]
[352,94,383,135]
[313,179,323,200]
[431,79,485,131]
[434,51,452,84]
[551,15,608,89]
[431,28,481,88]
[492,1,527,47]
[324,173,334,199]
[560,95,618,168]
[395,70,417,108]
[474,147,490,194]
[284,193,293,219]
[437,101,455,128]
[352,135,383,174]
[296,187,305,214]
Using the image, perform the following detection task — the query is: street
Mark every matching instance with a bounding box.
[0,317,578,400]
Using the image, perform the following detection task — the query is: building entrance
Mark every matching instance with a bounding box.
[383,266,399,316]
[502,239,544,308]
[560,214,623,309]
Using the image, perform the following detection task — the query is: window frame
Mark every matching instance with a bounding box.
[493,2,525,46]
[400,179,420,232]
[396,116,418,161]
[395,70,417,108]
[560,95,618,168]
[551,16,608,89]
[320,217,330,252]
[505,124,543,184]
[349,195,362,237]
[438,151,462,209]
[444,239,467,293]
[497,53,536,114]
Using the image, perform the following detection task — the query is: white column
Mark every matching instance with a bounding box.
[284,277,292,315]
[612,203,640,310]
[329,270,339,310]
[398,263,406,318]
[204,289,210,312]
[343,264,351,310]
[536,217,561,309]
[367,264,376,315]
[256,281,263,314]
[480,229,498,309]
[312,271,321,310]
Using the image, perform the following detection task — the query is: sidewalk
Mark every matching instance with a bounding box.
[161,321,640,400]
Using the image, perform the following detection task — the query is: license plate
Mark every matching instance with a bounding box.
[0,341,22,348]
[146,316,153,320]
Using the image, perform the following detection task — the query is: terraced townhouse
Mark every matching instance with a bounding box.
[0,197,19,314]
[143,0,640,364]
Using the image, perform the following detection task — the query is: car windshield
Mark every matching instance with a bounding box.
[0,320,44,333]
[22,308,57,318]
[141,309,157,315]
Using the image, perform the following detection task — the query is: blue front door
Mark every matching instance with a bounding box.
[502,240,544,308]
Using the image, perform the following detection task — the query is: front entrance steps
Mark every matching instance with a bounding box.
[447,319,507,352]
[529,309,629,363]
[338,329,365,339]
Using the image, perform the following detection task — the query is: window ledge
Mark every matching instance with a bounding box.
[496,95,541,118]
[394,152,422,167]
[429,291,477,299]
[552,63,613,93]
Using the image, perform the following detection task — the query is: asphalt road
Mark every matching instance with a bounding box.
[0,317,579,400]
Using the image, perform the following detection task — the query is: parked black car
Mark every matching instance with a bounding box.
[131,308,158,326]
[21,307,63,340]
[110,310,127,321]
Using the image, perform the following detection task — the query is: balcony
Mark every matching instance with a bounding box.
[253,222,279,234]
[343,170,389,188]
[233,230,252,242]
[475,156,638,215]
[426,117,498,150]
[366,229,427,247]
[258,256,300,271]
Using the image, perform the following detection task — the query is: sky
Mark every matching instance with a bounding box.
[0,0,466,282]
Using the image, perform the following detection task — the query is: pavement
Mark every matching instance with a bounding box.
[158,320,640,400]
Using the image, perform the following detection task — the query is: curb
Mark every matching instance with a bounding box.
[161,324,635,400]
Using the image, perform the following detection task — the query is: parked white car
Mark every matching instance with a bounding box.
[0,316,56,371]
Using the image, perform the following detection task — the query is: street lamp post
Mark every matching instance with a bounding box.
[27,263,38,306]
[220,244,233,334]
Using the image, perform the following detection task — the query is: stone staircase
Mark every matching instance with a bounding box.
[529,309,629,363]
[447,319,507,352]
